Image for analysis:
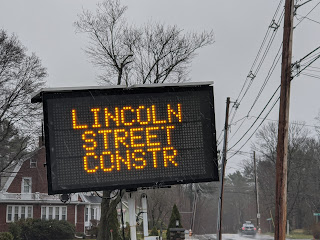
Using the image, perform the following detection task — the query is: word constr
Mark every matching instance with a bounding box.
[72,104,183,174]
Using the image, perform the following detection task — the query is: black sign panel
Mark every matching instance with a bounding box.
[41,84,218,194]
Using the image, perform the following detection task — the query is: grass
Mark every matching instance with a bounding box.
[287,228,313,239]
[264,231,313,239]
[286,233,313,239]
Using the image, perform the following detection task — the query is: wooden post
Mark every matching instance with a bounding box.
[275,0,294,239]
[253,151,260,229]
[217,97,230,240]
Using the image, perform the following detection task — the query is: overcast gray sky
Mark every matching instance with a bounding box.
[1,0,320,172]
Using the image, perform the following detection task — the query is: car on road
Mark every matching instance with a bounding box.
[239,222,257,237]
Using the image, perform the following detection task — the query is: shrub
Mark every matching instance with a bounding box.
[9,219,75,240]
[0,232,14,240]
[88,219,99,237]
[122,222,130,240]
[303,226,312,235]
[150,226,159,236]
[9,222,21,240]
[313,223,320,240]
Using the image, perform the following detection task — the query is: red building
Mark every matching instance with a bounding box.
[0,142,103,233]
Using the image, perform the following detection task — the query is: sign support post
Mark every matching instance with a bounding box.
[141,194,149,237]
[129,192,137,240]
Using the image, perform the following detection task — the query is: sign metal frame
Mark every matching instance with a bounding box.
[32,82,218,194]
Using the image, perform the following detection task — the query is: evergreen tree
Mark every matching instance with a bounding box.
[108,203,121,240]
[166,204,182,240]
[150,226,159,236]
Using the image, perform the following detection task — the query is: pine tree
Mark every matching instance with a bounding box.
[166,204,182,240]
[150,226,159,236]
[108,204,121,240]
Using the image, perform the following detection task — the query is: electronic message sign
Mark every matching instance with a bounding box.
[33,83,218,194]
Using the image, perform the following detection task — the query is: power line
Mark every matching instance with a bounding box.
[228,1,285,125]
[294,1,320,27]
[228,85,280,151]
[246,116,319,128]
[296,14,320,25]
[228,46,319,153]
[301,72,320,79]
[217,129,224,146]
[306,66,320,70]
[227,95,280,161]
[228,13,285,142]
[292,47,320,78]
[227,52,320,158]
[224,1,319,157]
[229,2,319,145]
[304,68,320,73]
[246,42,283,119]
[228,43,282,143]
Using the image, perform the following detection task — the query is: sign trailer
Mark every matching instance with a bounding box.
[32,82,218,194]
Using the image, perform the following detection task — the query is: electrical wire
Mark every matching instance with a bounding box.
[296,14,320,25]
[306,66,320,70]
[243,116,318,128]
[292,52,320,78]
[229,2,319,147]
[227,96,280,161]
[294,1,320,28]
[217,129,224,146]
[247,43,283,116]
[303,68,320,73]
[222,1,319,158]
[237,16,282,106]
[229,47,320,156]
[228,42,282,143]
[228,85,281,151]
[228,1,285,126]
[301,72,320,79]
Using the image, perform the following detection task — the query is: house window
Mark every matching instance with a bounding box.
[48,207,53,220]
[21,177,32,193]
[14,206,19,221]
[41,206,67,220]
[6,205,33,222]
[85,207,89,222]
[30,158,37,168]
[62,207,66,220]
[7,206,12,222]
[55,207,60,220]
[91,208,95,220]
[41,207,46,220]
[27,206,32,218]
[21,206,25,219]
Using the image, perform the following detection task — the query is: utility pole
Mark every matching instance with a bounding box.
[253,151,260,229]
[275,0,294,239]
[217,97,230,240]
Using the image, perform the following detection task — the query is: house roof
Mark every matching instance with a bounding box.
[1,148,41,192]
[82,194,102,204]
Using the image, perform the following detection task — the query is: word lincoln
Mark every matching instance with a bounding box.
[71,103,183,173]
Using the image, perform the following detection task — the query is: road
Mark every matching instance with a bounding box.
[188,233,312,240]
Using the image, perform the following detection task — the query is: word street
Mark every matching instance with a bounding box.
[72,104,183,173]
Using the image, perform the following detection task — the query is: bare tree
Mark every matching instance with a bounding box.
[75,1,214,239]
[144,187,175,230]
[244,122,317,230]
[0,30,47,173]
[75,0,214,86]
[133,24,214,85]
